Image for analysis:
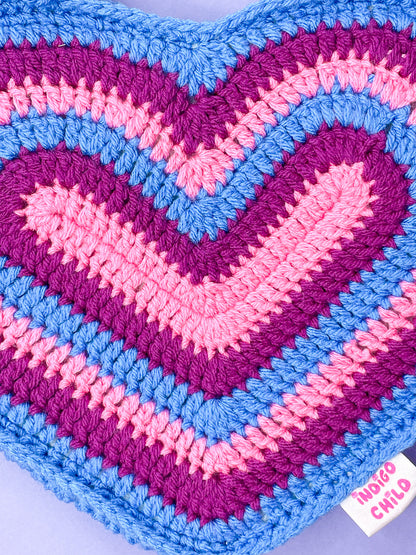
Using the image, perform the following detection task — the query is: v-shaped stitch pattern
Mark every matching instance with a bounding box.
[2,1,416,554]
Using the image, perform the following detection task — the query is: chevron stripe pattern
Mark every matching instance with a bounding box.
[2,1,416,554]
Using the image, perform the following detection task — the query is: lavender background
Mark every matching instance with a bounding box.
[1,0,416,553]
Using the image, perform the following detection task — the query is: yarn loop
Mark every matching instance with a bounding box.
[1,1,416,554]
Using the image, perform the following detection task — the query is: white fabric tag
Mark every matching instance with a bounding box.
[340,453,416,536]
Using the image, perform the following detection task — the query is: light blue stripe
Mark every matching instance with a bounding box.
[0,397,203,553]
[1,217,416,447]
[3,0,416,94]
[0,85,415,442]
[0,106,265,242]
[0,82,411,242]
[1,3,416,554]
[259,376,416,548]
[1,357,416,555]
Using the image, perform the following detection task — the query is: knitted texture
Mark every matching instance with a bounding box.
[3,0,416,553]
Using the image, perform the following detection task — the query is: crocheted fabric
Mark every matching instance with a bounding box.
[3,0,416,553]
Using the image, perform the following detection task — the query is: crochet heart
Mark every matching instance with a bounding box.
[2,1,416,554]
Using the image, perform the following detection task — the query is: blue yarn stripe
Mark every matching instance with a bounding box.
[0,82,410,241]
[1,359,416,554]
[2,0,416,94]
[1,209,416,447]
[2,3,416,554]
[0,85,414,442]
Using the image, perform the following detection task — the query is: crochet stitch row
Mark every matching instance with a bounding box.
[2,1,416,555]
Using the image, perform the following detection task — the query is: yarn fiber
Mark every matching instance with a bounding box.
[2,0,416,553]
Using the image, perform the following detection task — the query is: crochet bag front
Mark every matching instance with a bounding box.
[1,0,416,553]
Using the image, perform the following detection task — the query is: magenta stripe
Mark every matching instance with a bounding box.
[0,321,415,523]
[0,125,410,398]
[15,146,302,286]
[2,23,416,154]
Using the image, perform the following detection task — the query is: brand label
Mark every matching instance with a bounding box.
[340,453,416,536]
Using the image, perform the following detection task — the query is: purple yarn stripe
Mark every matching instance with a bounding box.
[0,322,415,523]
[0,125,410,398]
[5,146,303,286]
[1,22,416,155]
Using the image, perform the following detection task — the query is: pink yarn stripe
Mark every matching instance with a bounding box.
[1,274,416,477]
[0,51,414,197]
[17,163,375,356]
